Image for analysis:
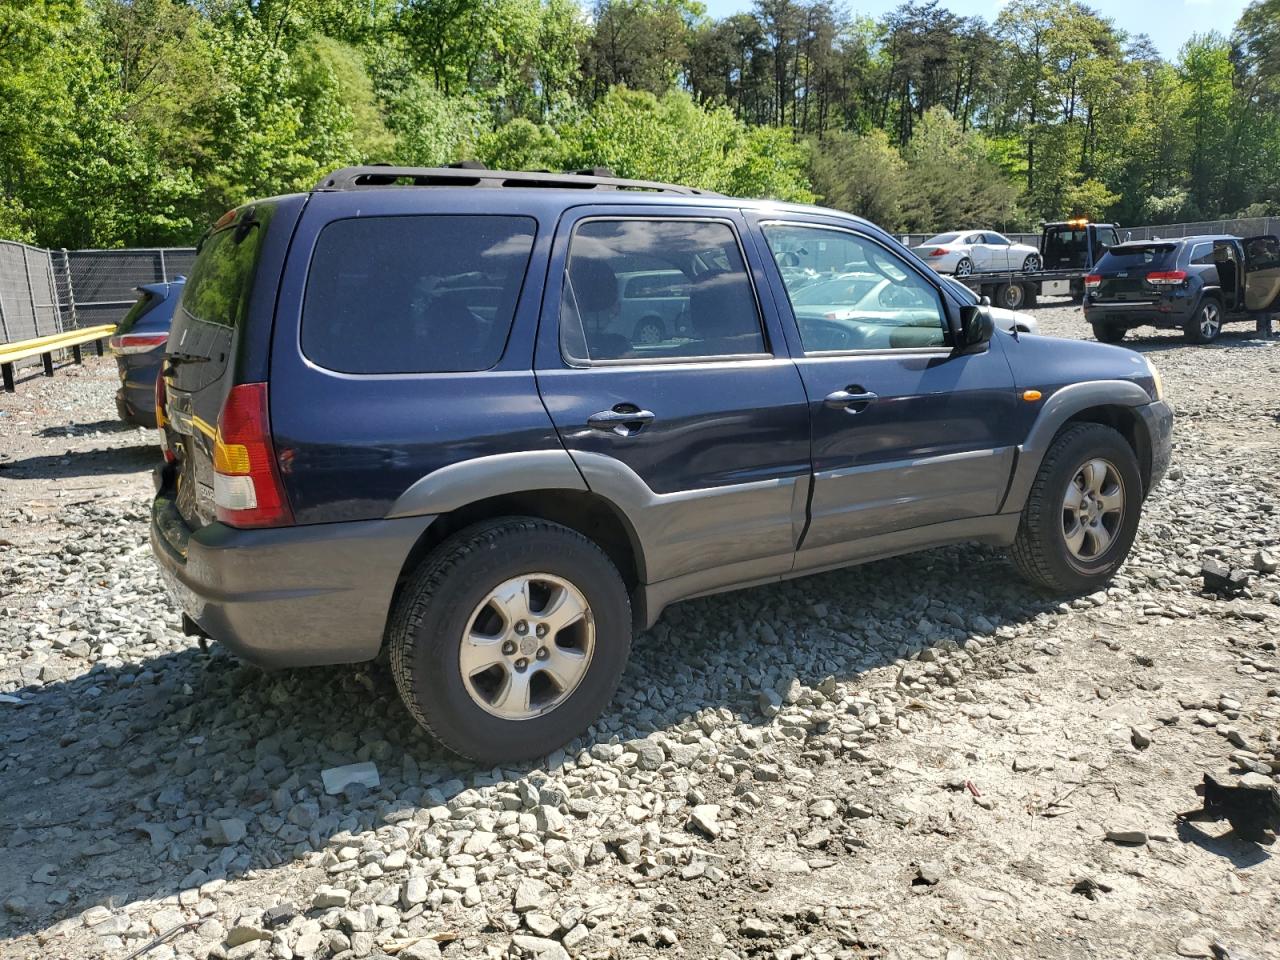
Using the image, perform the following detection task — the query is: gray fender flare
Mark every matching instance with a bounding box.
[386,450,588,517]
[1000,379,1152,512]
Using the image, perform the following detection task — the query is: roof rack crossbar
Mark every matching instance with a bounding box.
[313,165,720,196]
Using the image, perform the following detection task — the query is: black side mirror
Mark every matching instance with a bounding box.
[957,304,995,352]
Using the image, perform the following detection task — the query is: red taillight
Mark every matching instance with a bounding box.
[928,248,947,257]
[1084,274,1101,289]
[211,382,293,529]
[109,332,168,355]
[1147,270,1187,286]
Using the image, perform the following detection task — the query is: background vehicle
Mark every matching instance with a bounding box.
[1085,234,1280,344]
[934,220,1122,310]
[614,269,690,344]
[912,231,1042,276]
[150,165,1172,765]
[109,278,184,426]
[940,276,1039,334]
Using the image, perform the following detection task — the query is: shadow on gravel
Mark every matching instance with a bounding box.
[1176,821,1273,868]
[1121,331,1278,354]
[0,541,1064,939]
[0,443,160,480]
[36,419,143,438]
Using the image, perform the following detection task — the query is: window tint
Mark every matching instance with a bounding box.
[987,233,1010,245]
[117,290,160,334]
[560,219,765,362]
[182,207,274,331]
[1190,243,1214,265]
[623,272,690,299]
[302,215,535,374]
[1097,244,1178,271]
[763,225,947,352]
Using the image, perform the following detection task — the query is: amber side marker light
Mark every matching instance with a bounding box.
[1022,390,1043,402]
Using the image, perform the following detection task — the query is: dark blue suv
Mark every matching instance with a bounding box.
[150,166,1173,763]
[111,278,184,426]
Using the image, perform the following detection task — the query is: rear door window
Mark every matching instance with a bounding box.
[301,215,536,374]
[559,219,766,363]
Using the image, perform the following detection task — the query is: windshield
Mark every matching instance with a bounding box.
[922,232,961,245]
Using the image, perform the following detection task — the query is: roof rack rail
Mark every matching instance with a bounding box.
[313,165,720,196]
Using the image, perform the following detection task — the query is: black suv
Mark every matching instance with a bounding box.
[151,166,1173,763]
[1086,234,1280,343]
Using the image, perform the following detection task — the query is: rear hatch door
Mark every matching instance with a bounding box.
[1091,243,1179,302]
[160,200,299,529]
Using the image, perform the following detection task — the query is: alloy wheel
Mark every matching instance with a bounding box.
[1200,302,1221,341]
[459,574,595,720]
[1062,458,1125,562]
[955,258,973,277]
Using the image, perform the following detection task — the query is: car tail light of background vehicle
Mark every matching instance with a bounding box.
[212,382,294,528]
[109,332,168,355]
[1146,271,1188,286]
[928,248,947,257]
[1085,274,1101,289]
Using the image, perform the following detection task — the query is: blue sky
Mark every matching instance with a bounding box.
[698,0,1251,59]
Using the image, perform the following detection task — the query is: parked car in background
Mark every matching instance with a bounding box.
[614,269,690,344]
[913,231,1042,276]
[1085,234,1280,344]
[940,276,1039,335]
[150,165,1172,764]
[110,278,184,426]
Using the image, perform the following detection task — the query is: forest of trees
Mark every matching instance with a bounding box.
[2,0,1279,249]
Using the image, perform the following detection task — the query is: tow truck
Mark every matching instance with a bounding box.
[949,220,1124,310]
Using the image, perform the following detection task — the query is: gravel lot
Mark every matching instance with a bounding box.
[2,302,1279,960]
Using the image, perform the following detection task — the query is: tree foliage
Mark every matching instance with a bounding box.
[1,0,1278,247]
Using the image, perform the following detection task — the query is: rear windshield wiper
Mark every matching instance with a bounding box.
[166,351,211,364]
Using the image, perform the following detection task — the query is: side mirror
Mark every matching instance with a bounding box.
[957,304,995,351]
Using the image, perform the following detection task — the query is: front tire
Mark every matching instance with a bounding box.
[1091,321,1126,343]
[1010,423,1142,594]
[1184,298,1222,344]
[1022,254,1042,272]
[388,517,632,763]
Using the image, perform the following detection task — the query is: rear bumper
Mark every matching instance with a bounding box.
[1137,399,1174,493]
[150,471,434,667]
[115,359,159,427]
[1085,300,1190,329]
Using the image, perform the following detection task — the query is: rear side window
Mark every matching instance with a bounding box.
[116,290,159,334]
[1097,245,1178,271]
[559,219,766,363]
[302,215,536,374]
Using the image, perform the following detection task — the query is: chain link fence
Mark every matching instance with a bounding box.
[0,241,62,345]
[57,247,197,330]
[1125,217,1280,241]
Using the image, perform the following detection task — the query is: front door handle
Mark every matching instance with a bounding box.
[587,404,655,436]
[824,387,879,412]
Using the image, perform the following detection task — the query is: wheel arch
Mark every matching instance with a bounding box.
[1002,381,1154,512]
[385,487,648,646]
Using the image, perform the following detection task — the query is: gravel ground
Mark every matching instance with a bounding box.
[2,303,1279,960]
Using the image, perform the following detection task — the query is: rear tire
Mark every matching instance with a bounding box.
[388,517,632,763]
[633,316,665,345]
[1010,423,1142,594]
[1091,322,1126,343]
[954,257,973,277]
[995,282,1027,310]
[1183,298,1222,344]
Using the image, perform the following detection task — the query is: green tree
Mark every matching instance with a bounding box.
[809,128,905,226]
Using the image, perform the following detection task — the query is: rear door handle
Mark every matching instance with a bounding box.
[824,387,879,411]
[587,404,655,436]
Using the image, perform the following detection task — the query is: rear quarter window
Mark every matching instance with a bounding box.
[1096,245,1179,271]
[181,210,272,331]
[301,215,536,374]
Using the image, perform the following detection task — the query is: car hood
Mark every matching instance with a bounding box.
[1003,329,1157,397]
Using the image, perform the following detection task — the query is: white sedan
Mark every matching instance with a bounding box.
[912,231,1042,276]
[940,276,1039,335]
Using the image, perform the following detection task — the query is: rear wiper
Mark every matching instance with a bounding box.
[166,351,211,364]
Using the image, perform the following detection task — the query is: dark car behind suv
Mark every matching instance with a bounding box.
[150,166,1173,763]
[1085,235,1280,344]
[111,278,184,426]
